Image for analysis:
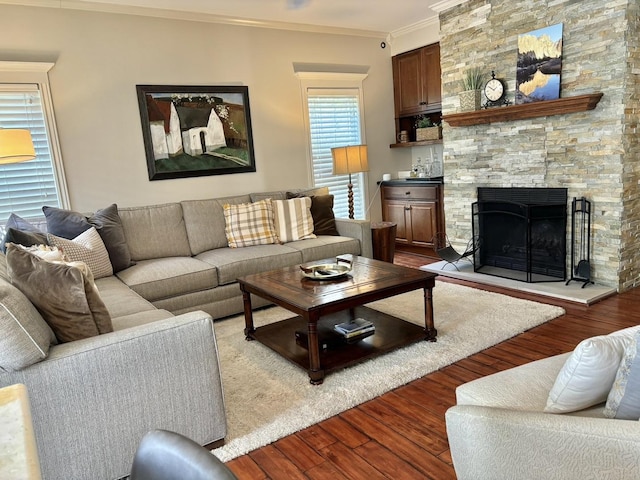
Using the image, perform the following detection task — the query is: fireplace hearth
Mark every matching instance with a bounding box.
[472,187,568,283]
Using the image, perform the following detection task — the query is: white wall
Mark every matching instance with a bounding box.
[0,4,408,221]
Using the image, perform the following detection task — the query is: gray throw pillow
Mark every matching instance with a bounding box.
[604,330,640,419]
[5,243,113,343]
[43,204,133,272]
[1,214,48,253]
[0,280,57,371]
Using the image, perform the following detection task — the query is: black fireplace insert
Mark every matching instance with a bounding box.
[472,187,568,283]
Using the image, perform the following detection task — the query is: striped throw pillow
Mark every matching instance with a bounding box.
[272,197,316,243]
[223,199,278,248]
[47,227,114,279]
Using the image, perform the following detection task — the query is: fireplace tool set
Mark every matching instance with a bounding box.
[566,197,594,288]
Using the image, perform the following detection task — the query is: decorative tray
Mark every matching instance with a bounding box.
[299,258,352,280]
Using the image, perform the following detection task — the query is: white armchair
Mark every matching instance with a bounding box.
[445,352,640,480]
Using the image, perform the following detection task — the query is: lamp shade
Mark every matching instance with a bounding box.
[331,145,368,175]
[0,129,36,164]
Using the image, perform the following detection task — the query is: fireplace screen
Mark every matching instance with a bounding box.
[472,188,567,283]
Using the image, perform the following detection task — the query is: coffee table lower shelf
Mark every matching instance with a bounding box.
[249,305,428,379]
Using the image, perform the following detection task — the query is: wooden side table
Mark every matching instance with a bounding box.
[371,221,397,263]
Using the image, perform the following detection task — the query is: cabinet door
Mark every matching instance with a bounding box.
[408,202,438,247]
[392,49,425,117]
[382,200,409,244]
[422,44,442,107]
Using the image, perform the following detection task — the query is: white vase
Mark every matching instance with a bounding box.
[459,89,482,112]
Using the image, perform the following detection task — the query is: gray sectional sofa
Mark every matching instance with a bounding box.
[0,187,372,480]
[115,189,371,320]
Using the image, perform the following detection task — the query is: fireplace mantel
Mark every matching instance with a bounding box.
[443,93,603,127]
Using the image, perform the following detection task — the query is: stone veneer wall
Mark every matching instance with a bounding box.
[439,0,640,291]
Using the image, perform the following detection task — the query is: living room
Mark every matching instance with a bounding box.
[1,0,640,479]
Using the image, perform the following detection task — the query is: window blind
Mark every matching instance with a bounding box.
[306,89,365,219]
[0,85,60,223]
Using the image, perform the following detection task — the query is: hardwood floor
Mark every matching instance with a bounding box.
[224,251,640,479]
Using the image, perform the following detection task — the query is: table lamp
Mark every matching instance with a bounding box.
[331,144,368,219]
[0,128,36,164]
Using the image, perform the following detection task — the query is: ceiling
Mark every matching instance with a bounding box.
[75,0,446,34]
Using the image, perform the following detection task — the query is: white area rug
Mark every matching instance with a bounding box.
[212,281,565,462]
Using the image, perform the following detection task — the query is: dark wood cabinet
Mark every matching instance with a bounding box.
[392,43,441,118]
[381,182,444,256]
[391,43,442,146]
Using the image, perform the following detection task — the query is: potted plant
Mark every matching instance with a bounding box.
[459,67,485,112]
[415,116,442,141]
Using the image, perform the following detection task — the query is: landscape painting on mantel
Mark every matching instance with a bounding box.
[516,23,563,105]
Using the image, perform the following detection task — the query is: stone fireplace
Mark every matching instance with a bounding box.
[472,187,567,283]
[436,0,640,291]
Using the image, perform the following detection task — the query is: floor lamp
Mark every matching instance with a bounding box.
[331,144,368,219]
[0,128,36,164]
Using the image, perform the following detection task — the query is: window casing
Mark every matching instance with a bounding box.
[0,62,68,227]
[298,73,368,220]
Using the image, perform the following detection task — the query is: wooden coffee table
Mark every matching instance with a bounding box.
[238,255,438,384]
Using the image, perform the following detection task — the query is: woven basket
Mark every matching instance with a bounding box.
[416,126,442,141]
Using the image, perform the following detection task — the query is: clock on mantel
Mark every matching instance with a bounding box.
[443,93,603,127]
[483,71,511,109]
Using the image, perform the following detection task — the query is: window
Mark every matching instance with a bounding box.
[297,72,368,220]
[0,62,68,227]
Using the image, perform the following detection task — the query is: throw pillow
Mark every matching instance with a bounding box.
[544,330,635,413]
[0,281,57,371]
[223,199,278,248]
[47,227,114,279]
[604,330,640,419]
[43,204,133,272]
[272,197,316,243]
[1,214,48,252]
[287,192,339,236]
[5,244,112,343]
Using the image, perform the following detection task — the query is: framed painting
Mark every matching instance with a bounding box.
[515,23,563,105]
[136,84,256,180]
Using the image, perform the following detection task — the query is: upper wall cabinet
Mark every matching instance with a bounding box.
[392,43,442,117]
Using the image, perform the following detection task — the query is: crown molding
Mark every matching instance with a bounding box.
[0,0,388,38]
[430,0,468,14]
[390,15,439,39]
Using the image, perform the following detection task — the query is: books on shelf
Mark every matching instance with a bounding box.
[334,318,375,338]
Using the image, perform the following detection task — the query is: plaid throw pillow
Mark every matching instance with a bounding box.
[272,197,316,243]
[223,199,278,248]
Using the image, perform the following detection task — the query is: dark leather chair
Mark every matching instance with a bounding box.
[130,430,238,480]
[432,232,481,271]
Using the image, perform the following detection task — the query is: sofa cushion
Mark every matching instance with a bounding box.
[95,276,159,319]
[197,244,302,285]
[272,197,316,243]
[115,257,218,303]
[223,199,278,248]
[111,309,175,331]
[285,235,361,263]
[287,192,339,236]
[5,244,113,343]
[118,203,191,261]
[47,227,114,279]
[0,278,57,371]
[42,204,134,272]
[1,214,49,252]
[605,329,640,419]
[249,190,288,202]
[181,195,251,255]
[545,327,639,413]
